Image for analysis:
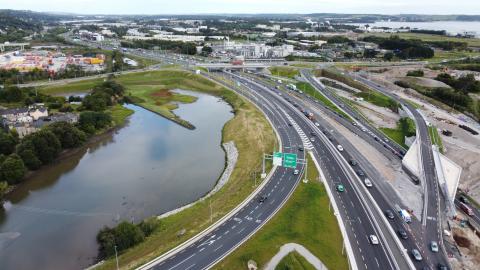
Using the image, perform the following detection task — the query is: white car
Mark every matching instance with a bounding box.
[293,169,299,175]
[337,145,344,152]
[315,122,320,127]
[369,235,379,245]
[364,178,373,188]
[310,137,315,142]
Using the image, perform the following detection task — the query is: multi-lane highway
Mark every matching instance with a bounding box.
[225,71,415,270]
[352,74,449,268]
[240,71,456,269]
[301,70,407,159]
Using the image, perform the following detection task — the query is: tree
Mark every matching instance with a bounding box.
[17,130,61,167]
[0,130,17,155]
[0,86,25,102]
[383,52,394,61]
[79,111,112,133]
[0,154,26,184]
[47,121,86,149]
[114,222,145,251]
[97,226,116,258]
[16,141,41,170]
[0,181,8,199]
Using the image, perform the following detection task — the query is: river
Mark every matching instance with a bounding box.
[0,90,233,270]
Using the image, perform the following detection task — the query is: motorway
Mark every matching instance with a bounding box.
[300,70,407,159]
[241,71,456,269]
[225,71,414,270]
[352,74,449,268]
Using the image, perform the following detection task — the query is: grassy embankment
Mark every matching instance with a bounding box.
[380,117,416,149]
[428,125,444,153]
[358,32,480,47]
[40,70,231,129]
[86,70,277,269]
[214,155,348,270]
[315,68,400,112]
[275,251,316,270]
[295,81,352,120]
[269,66,300,79]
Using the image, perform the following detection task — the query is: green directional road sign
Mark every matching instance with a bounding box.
[283,153,297,168]
[273,152,283,166]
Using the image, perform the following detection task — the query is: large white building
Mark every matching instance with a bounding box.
[211,41,293,59]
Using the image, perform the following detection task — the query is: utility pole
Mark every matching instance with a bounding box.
[303,157,308,183]
[209,198,213,223]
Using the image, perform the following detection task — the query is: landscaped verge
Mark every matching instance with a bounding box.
[213,155,348,270]
[94,70,277,270]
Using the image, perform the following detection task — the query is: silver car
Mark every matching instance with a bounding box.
[411,249,422,261]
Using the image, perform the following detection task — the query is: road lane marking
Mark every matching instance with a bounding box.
[185,264,196,270]
[214,244,223,252]
[167,254,195,270]
[238,227,245,234]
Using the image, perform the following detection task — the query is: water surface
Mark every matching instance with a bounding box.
[0,90,233,270]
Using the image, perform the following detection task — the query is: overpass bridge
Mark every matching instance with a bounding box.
[196,62,285,71]
[0,42,30,52]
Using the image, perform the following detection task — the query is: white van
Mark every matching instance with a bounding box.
[337,145,344,151]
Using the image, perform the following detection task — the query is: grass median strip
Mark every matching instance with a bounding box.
[269,66,300,79]
[214,155,348,270]
[428,125,444,153]
[296,82,352,121]
[94,70,277,270]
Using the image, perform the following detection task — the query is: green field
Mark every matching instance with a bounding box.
[355,91,400,111]
[380,127,408,149]
[269,66,300,79]
[39,78,103,96]
[275,251,316,270]
[108,104,135,126]
[214,155,348,270]
[95,70,277,270]
[380,117,416,149]
[296,82,352,120]
[430,50,480,62]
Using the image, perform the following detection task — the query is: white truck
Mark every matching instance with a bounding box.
[399,209,412,223]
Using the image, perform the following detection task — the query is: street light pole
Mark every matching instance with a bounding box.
[114,245,119,270]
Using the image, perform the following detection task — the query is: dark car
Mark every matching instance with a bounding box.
[298,147,304,152]
[349,159,358,166]
[288,123,293,126]
[327,136,333,141]
[385,210,395,220]
[459,196,469,204]
[310,132,317,136]
[437,263,448,270]
[258,195,267,203]
[356,170,365,177]
[397,229,408,240]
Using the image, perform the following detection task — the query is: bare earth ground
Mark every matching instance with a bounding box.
[331,87,400,129]
[359,69,480,204]
[448,213,480,270]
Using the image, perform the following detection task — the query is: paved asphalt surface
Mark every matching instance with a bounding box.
[300,70,407,159]
[243,72,456,270]
[353,74,449,268]
[227,72,413,270]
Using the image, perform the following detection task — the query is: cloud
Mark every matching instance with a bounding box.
[0,0,479,15]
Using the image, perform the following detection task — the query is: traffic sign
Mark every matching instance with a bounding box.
[273,152,283,166]
[283,153,297,168]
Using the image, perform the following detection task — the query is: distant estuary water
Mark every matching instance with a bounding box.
[0,90,233,270]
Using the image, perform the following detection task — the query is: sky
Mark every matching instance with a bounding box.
[1,0,479,15]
